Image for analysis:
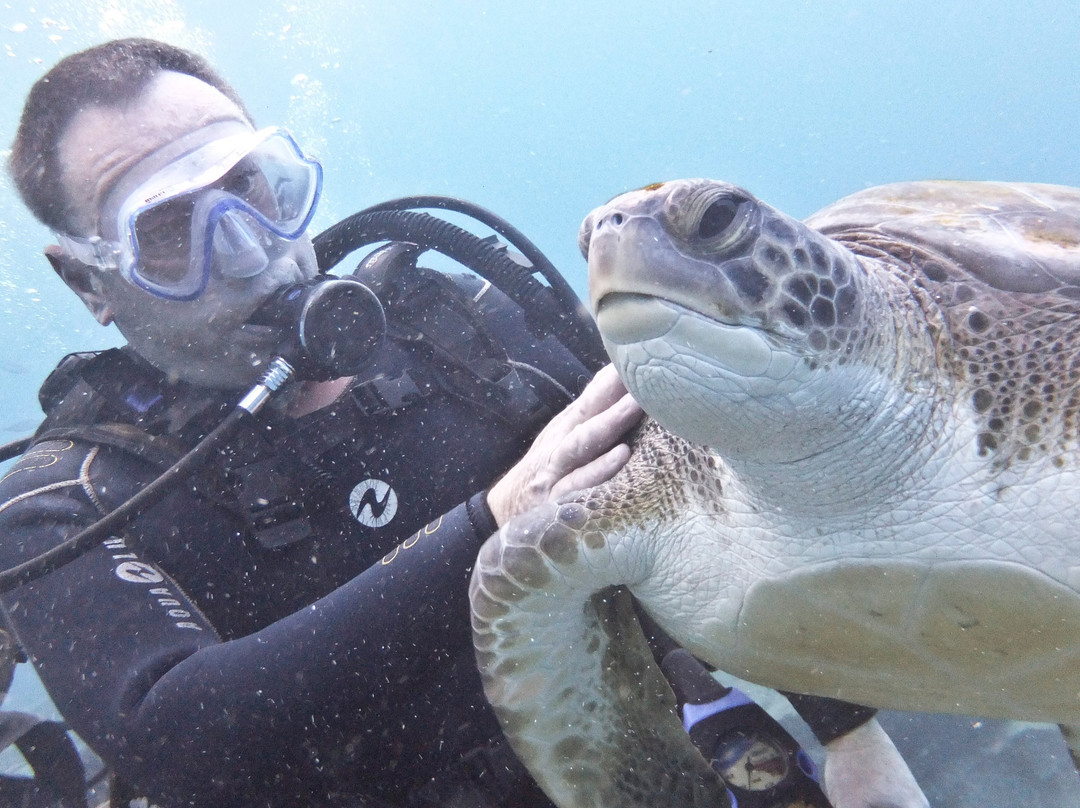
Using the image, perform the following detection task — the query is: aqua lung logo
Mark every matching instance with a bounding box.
[114,561,165,584]
[349,479,398,528]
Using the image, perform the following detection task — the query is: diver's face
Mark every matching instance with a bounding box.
[56,71,319,388]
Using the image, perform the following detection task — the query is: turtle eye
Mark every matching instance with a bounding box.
[667,184,754,251]
[698,198,739,240]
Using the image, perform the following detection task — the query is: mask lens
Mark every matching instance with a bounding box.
[242,134,320,232]
[122,127,321,300]
[206,134,319,236]
[129,196,198,286]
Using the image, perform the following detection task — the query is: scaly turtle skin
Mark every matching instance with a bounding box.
[469,179,1080,808]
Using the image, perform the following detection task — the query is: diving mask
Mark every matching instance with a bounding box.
[56,120,323,301]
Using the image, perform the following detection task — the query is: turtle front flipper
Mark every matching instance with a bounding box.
[470,499,731,808]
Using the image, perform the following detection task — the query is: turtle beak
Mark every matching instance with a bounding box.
[581,204,636,314]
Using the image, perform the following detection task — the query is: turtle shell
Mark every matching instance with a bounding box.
[805,180,1080,294]
[807,181,1080,466]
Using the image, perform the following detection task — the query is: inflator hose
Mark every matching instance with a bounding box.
[0,438,31,464]
[0,405,251,593]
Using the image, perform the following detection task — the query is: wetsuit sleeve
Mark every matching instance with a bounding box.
[0,440,223,771]
[0,439,502,807]
[126,492,501,805]
[782,691,878,744]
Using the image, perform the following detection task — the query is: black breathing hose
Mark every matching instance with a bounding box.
[318,195,574,296]
[314,197,608,372]
[0,409,248,592]
[0,438,32,465]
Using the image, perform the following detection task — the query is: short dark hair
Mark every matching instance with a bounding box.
[8,38,252,233]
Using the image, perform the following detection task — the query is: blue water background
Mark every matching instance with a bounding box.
[0,1,1079,803]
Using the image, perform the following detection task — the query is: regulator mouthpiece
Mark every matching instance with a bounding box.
[250,276,386,380]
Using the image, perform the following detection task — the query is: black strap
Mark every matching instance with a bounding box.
[0,712,87,808]
[783,691,878,745]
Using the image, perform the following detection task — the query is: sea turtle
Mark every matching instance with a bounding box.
[469,178,1080,808]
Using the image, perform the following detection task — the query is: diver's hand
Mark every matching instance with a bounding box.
[487,364,644,527]
[822,718,930,808]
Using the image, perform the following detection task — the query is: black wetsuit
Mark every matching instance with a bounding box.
[0,270,584,807]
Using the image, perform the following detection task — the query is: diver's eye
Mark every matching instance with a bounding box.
[697,198,739,240]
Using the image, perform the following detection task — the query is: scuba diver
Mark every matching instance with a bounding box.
[0,38,922,808]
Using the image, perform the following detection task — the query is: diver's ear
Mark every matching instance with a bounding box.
[44,244,115,326]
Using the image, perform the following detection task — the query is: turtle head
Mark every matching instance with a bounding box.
[581,179,891,464]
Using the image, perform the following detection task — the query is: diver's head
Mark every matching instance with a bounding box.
[9,40,321,388]
[9,38,250,233]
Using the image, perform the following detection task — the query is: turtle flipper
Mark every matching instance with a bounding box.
[470,500,731,808]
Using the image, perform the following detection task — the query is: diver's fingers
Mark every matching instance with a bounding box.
[486,368,642,527]
[550,443,633,501]
[547,392,643,478]
[544,364,628,434]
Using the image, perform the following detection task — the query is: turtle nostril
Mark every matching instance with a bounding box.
[610,212,624,226]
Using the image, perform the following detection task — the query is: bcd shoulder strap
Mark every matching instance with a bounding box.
[33,348,233,467]
[350,254,555,427]
[29,348,239,515]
